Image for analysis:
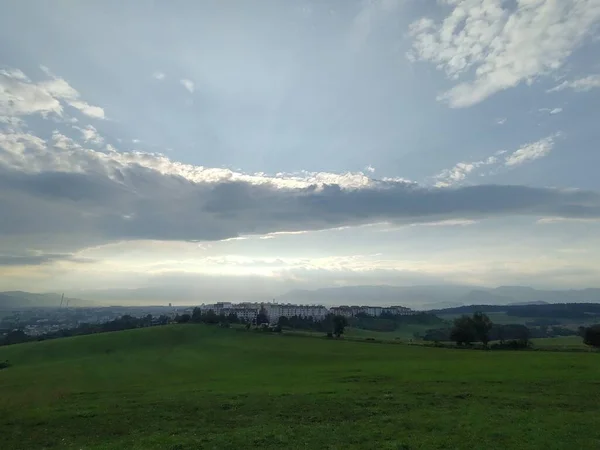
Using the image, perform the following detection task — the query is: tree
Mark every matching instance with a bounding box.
[472,312,493,347]
[175,313,191,324]
[3,330,29,346]
[333,315,347,338]
[450,315,476,345]
[191,307,203,323]
[256,306,269,326]
[583,325,600,349]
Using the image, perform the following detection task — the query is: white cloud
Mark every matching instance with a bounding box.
[547,74,600,92]
[0,115,25,128]
[504,135,557,167]
[434,134,559,185]
[1,127,599,256]
[51,130,81,151]
[0,67,105,120]
[75,125,104,145]
[434,156,497,187]
[496,118,507,125]
[365,165,375,173]
[539,107,563,114]
[67,100,105,119]
[0,128,385,190]
[409,0,600,107]
[153,72,166,81]
[180,79,195,93]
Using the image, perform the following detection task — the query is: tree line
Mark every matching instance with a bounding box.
[1,314,170,347]
[176,307,349,338]
[423,312,600,350]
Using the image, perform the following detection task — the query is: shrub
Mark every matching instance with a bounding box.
[490,339,531,350]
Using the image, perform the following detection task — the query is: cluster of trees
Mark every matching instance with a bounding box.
[582,325,600,348]
[348,312,443,333]
[176,308,349,338]
[424,312,600,350]
[450,312,494,346]
[0,314,170,347]
[175,307,270,326]
[506,303,600,319]
[276,314,347,337]
[432,303,600,319]
[423,312,531,349]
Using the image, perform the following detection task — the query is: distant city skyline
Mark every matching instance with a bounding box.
[1,1,600,299]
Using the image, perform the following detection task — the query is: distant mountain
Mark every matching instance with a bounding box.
[509,301,549,306]
[0,291,90,309]
[278,285,600,309]
[278,285,475,309]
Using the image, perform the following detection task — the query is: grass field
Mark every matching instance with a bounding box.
[291,324,430,342]
[531,335,590,350]
[1,325,600,449]
[438,311,599,327]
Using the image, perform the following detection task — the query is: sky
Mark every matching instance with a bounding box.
[1,0,600,302]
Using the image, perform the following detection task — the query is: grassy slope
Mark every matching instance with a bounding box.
[438,311,599,326]
[1,325,599,450]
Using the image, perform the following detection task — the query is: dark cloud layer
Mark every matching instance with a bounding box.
[1,159,600,254]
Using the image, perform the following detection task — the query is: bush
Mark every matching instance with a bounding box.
[0,360,11,370]
[490,339,531,350]
[326,332,333,339]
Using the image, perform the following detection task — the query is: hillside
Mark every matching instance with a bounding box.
[1,325,600,449]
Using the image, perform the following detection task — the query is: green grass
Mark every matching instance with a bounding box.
[438,311,599,327]
[290,325,430,341]
[531,336,590,350]
[1,325,600,449]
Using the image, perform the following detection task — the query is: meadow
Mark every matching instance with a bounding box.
[1,325,599,449]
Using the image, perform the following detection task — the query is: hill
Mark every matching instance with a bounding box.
[1,325,600,449]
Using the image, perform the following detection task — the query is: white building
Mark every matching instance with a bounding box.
[197,301,413,323]
[264,303,329,324]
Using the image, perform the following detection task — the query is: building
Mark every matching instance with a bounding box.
[264,303,329,324]
[196,301,414,323]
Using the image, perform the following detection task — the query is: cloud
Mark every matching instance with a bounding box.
[434,156,497,187]
[547,74,600,92]
[1,128,599,255]
[539,107,563,115]
[0,67,105,120]
[408,0,600,107]
[434,135,559,186]
[496,118,507,125]
[75,124,104,145]
[180,79,195,93]
[504,135,557,166]
[153,72,166,81]
[51,130,81,151]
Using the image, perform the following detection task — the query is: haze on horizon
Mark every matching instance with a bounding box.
[1,0,600,303]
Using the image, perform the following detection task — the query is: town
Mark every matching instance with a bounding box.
[0,302,416,337]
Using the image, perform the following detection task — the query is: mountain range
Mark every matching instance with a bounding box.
[277,285,600,310]
[2,285,600,310]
